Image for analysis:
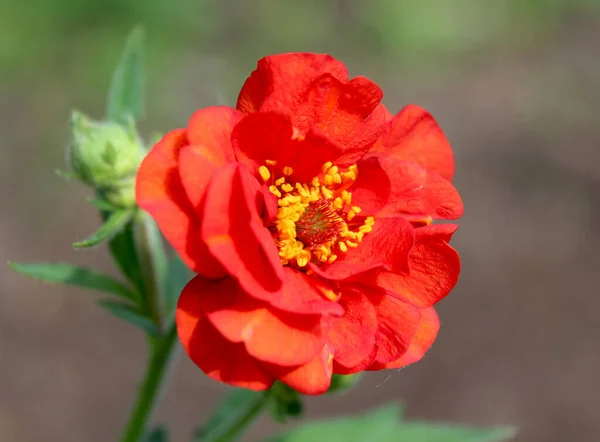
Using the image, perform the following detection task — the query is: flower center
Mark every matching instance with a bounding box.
[259,160,374,268]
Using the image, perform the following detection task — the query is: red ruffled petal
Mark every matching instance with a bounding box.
[237,53,348,114]
[327,289,377,369]
[266,344,334,395]
[293,75,386,164]
[352,153,464,220]
[368,307,439,370]
[333,345,378,375]
[368,292,420,364]
[136,129,225,278]
[360,224,460,308]
[186,106,242,162]
[182,276,324,367]
[249,267,344,316]
[178,145,225,211]
[310,217,414,280]
[176,277,274,390]
[178,106,243,209]
[232,112,343,183]
[201,162,284,297]
[370,105,455,181]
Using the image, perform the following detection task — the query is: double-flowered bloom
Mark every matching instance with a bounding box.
[136,53,463,394]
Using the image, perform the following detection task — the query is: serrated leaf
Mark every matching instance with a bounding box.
[73,209,134,249]
[270,404,515,442]
[106,26,145,124]
[8,262,136,300]
[98,299,159,336]
[145,426,168,442]
[195,388,267,442]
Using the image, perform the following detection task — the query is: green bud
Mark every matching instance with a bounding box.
[68,111,145,207]
[327,373,362,394]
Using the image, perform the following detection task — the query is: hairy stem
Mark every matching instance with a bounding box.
[119,324,178,442]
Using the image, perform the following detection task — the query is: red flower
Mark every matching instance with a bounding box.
[136,53,463,395]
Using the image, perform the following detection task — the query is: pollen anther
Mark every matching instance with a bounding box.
[264,159,374,269]
[259,166,271,181]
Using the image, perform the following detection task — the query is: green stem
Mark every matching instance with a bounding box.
[119,211,174,442]
[213,391,271,442]
[135,212,166,332]
[120,324,178,442]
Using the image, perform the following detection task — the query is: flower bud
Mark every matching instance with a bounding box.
[69,111,145,207]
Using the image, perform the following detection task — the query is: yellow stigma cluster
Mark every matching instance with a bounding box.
[259,160,375,268]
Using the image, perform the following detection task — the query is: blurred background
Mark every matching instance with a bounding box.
[2,0,599,441]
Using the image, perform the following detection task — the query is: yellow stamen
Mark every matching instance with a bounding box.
[261,159,374,269]
[268,185,281,198]
[258,166,271,181]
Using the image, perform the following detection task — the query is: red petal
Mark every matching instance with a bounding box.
[368,307,439,370]
[248,267,344,316]
[182,276,324,367]
[136,129,225,278]
[333,345,378,375]
[187,106,242,162]
[347,155,391,214]
[266,344,334,395]
[293,75,386,163]
[327,289,377,369]
[352,154,464,220]
[201,162,284,297]
[178,145,225,211]
[310,217,414,280]
[178,106,243,209]
[369,292,420,364]
[237,53,348,114]
[232,112,343,183]
[176,277,274,390]
[371,104,455,180]
[362,224,460,308]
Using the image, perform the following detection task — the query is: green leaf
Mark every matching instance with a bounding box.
[194,388,266,442]
[73,209,134,249]
[144,426,168,442]
[8,262,136,300]
[270,404,516,442]
[101,211,144,293]
[388,423,517,442]
[268,382,303,423]
[106,26,145,124]
[86,197,120,211]
[163,254,192,322]
[98,299,159,336]
[327,373,362,394]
